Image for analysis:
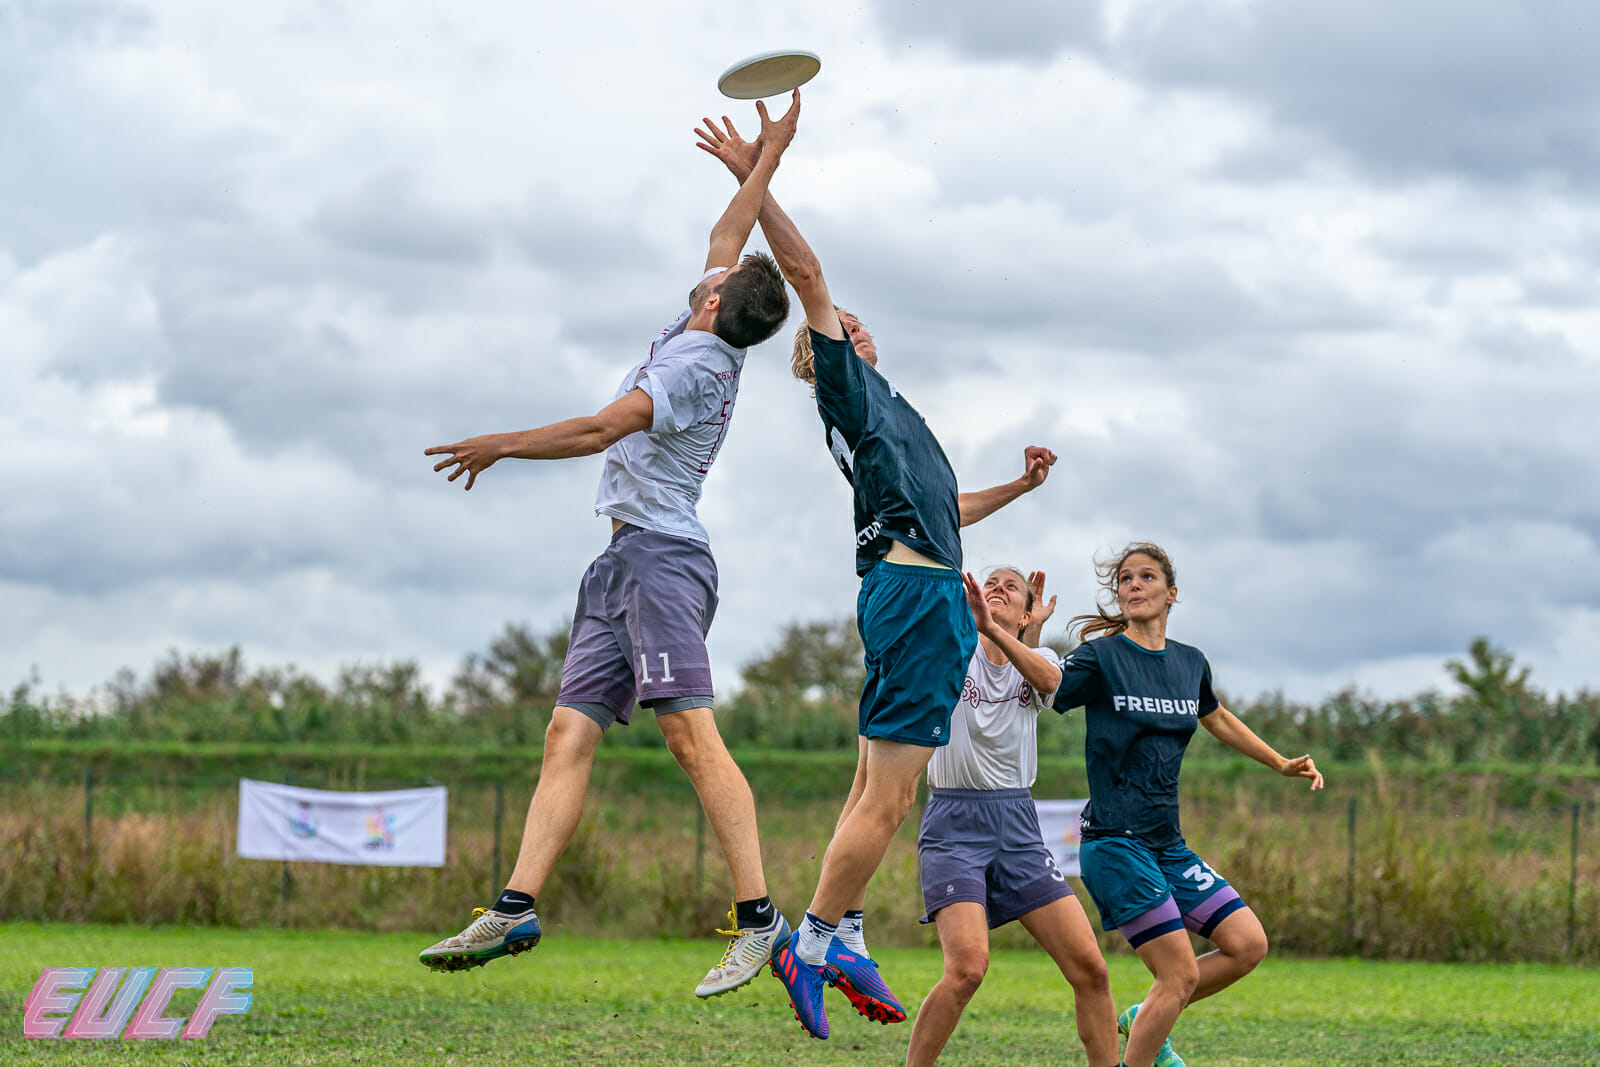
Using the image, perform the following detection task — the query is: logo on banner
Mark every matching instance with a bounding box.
[364,806,396,850]
[289,801,319,839]
[22,967,252,1039]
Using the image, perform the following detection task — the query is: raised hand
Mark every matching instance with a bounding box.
[962,571,996,636]
[1022,445,1057,489]
[756,88,800,156]
[695,114,760,181]
[1027,570,1057,630]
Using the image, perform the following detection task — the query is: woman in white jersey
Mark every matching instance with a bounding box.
[906,567,1119,1067]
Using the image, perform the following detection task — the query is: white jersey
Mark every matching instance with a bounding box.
[594,271,745,543]
[927,646,1060,791]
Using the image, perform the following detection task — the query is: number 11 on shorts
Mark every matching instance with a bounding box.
[639,652,675,683]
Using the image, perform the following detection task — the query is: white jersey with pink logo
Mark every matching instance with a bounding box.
[928,646,1061,791]
[594,272,745,544]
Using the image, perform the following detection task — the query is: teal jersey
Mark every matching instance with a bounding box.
[809,329,962,575]
[1053,634,1219,847]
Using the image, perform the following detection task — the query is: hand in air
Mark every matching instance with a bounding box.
[1279,753,1325,791]
[756,88,801,155]
[1022,445,1057,489]
[695,114,760,181]
[1027,570,1058,629]
[424,437,498,491]
[962,571,996,636]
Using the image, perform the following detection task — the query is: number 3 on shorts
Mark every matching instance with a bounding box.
[1183,861,1218,891]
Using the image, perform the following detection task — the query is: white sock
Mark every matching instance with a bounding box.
[839,910,869,957]
[796,912,836,966]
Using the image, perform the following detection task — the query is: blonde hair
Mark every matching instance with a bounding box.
[1068,543,1178,642]
[790,307,862,386]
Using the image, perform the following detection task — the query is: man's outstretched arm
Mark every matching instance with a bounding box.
[704,94,799,271]
[424,388,653,491]
[958,446,1058,526]
[697,105,844,341]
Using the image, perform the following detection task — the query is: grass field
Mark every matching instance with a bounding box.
[2,924,1596,1064]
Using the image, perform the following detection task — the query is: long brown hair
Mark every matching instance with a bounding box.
[1067,542,1178,642]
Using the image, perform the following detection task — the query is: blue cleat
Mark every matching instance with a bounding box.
[823,938,905,1024]
[769,931,830,1039]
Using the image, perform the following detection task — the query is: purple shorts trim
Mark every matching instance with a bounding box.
[1119,898,1185,949]
[555,524,718,726]
[1187,886,1245,938]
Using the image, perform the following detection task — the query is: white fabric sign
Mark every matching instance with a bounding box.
[1034,798,1088,877]
[236,779,447,867]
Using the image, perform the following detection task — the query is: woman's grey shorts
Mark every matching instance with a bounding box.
[917,787,1074,928]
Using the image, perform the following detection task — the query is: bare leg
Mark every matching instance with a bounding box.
[505,706,604,895]
[822,736,871,913]
[1124,930,1199,1067]
[1018,896,1119,1067]
[807,738,932,923]
[905,902,988,1067]
[658,706,767,900]
[1189,907,1268,1004]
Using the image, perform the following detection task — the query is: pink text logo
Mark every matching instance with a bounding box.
[23,967,252,1039]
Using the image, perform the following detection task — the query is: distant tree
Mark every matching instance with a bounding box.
[725,618,864,749]
[450,622,571,746]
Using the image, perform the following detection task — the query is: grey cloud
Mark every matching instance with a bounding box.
[871,0,1099,62]
[313,169,493,264]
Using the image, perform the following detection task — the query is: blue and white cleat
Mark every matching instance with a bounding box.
[1119,1001,1186,1067]
[769,930,831,1039]
[418,905,542,972]
[823,938,905,1024]
[696,904,792,998]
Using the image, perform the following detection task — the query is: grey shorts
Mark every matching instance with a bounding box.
[918,787,1074,928]
[555,524,718,729]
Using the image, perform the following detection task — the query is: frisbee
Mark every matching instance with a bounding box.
[717,49,821,99]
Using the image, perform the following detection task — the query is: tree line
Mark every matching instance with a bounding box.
[6,626,1599,765]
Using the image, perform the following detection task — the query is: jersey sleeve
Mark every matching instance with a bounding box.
[1052,639,1102,713]
[637,345,722,435]
[1197,653,1220,717]
[1023,647,1061,711]
[809,330,868,432]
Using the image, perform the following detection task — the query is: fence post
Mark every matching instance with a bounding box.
[281,773,293,906]
[1569,801,1581,959]
[1344,795,1357,950]
[492,779,505,900]
[84,766,94,886]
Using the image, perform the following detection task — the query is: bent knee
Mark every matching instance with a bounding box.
[1066,954,1110,995]
[946,954,989,1000]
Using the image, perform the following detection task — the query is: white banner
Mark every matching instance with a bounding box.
[1034,798,1088,877]
[236,779,447,867]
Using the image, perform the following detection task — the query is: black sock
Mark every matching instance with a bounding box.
[735,896,775,929]
[492,889,536,915]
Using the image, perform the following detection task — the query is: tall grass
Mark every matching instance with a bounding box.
[2,765,1595,964]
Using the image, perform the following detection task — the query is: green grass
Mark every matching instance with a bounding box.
[1,925,1595,1064]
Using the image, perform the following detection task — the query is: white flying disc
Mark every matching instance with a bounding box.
[717,49,821,99]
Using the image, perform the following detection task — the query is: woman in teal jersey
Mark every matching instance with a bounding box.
[1054,543,1323,1067]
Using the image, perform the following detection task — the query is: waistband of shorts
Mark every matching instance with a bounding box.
[929,786,1033,802]
[608,521,702,548]
[871,559,961,582]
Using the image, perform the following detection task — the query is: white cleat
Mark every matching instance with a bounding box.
[695,904,791,998]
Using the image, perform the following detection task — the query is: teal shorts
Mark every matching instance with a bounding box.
[855,561,977,747]
[1079,836,1245,948]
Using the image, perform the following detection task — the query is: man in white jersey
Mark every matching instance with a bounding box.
[907,568,1119,1067]
[417,94,801,998]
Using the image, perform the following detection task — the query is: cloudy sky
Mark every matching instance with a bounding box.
[5,0,1597,709]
